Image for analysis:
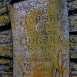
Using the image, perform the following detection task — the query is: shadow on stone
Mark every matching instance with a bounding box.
[11,0,24,4]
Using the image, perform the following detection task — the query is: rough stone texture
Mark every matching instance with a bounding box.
[10,0,69,77]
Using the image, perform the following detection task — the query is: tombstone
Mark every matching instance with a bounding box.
[10,0,69,77]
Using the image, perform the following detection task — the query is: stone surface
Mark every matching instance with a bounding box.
[10,0,69,77]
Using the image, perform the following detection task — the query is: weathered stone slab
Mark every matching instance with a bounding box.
[10,0,69,77]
